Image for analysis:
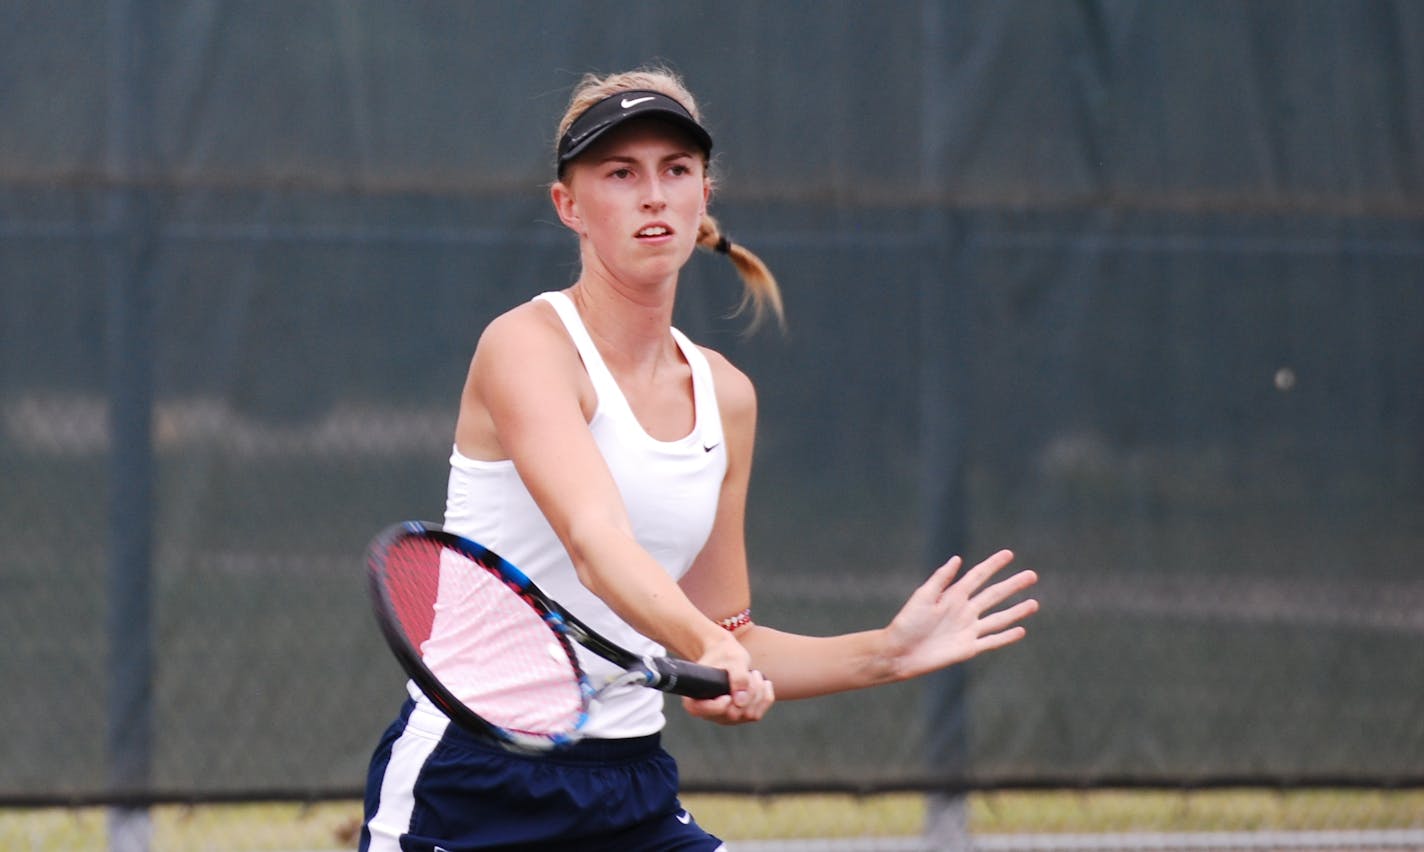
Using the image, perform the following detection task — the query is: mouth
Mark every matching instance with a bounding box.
[635,224,672,240]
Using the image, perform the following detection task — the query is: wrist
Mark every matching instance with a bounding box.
[677,619,739,663]
[872,626,907,685]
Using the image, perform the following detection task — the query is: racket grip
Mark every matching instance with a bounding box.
[648,657,731,699]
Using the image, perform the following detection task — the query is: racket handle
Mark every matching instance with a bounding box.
[648,657,731,699]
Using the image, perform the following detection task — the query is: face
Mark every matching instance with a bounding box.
[552,118,710,289]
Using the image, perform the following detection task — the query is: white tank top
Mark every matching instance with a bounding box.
[435,290,728,738]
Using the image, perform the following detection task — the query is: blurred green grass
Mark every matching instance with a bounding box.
[4,789,1422,850]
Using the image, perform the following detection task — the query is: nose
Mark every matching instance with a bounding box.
[640,175,667,211]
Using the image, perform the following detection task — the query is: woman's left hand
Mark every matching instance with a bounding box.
[883,550,1038,680]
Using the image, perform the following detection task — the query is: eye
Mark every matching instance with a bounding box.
[609,167,633,180]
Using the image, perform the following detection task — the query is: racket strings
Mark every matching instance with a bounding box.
[383,539,587,737]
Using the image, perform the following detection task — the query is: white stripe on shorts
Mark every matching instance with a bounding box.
[365,690,451,852]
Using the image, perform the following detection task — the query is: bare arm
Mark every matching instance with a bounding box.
[734,551,1037,700]
[680,349,1039,706]
[460,307,729,663]
[457,303,764,718]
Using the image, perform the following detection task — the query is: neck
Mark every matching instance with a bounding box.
[566,275,679,372]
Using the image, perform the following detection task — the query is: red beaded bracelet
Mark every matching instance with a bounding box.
[717,607,752,631]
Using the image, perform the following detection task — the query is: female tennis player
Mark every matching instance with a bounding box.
[360,66,1039,851]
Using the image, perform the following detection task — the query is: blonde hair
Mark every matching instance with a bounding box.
[557,67,784,331]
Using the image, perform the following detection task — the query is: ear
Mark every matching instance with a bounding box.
[550,180,584,234]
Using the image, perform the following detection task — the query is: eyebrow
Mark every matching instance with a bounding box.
[594,150,698,167]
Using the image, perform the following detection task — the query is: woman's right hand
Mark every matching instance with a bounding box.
[681,633,775,725]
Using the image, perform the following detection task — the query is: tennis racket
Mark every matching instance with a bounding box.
[366,520,730,752]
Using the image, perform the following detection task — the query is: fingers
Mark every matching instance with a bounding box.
[936,552,1034,617]
[939,552,1038,642]
[738,669,774,718]
[727,669,772,720]
[970,568,1039,612]
[919,550,1016,606]
[975,624,1029,653]
[957,549,1016,593]
[977,597,1040,637]
[917,556,963,598]
[684,670,774,725]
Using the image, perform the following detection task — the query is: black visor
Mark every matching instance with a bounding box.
[556,90,712,175]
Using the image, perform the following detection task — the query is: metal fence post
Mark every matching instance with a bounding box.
[919,2,973,848]
[105,1,156,849]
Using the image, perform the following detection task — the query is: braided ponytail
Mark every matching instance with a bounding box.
[698,213,784,332]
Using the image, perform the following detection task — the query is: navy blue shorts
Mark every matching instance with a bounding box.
[360,698,726,851]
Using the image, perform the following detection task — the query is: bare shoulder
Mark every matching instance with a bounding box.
[458,298,580,456]
[476,298,569,361]
[698,345,757,425]
[465,297,588,410]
